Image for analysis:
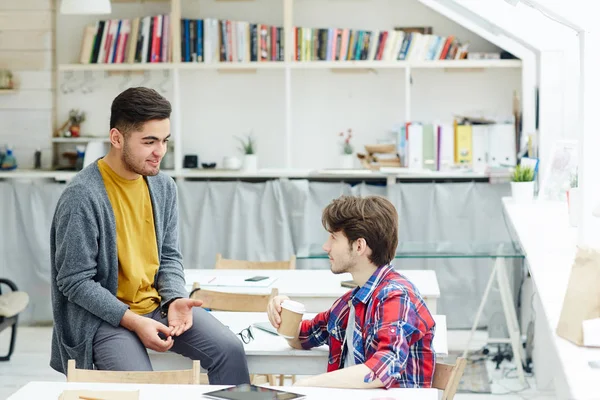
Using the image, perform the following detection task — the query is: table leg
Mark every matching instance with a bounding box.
[496,255,526,384]
[462,259,497,359]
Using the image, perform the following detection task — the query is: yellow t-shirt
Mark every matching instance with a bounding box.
[98,159,161,314]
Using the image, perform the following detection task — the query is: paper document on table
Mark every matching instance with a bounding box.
[59,390,140,400]
[193,276,278,288]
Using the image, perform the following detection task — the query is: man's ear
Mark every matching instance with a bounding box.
[109,128,123,149]
[355,238,368,255]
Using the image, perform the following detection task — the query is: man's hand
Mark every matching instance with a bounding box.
[133,317,175,352]
[167,298,204,337]
[267,295,290,329]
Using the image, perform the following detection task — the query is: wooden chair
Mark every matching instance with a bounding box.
[0,278,29,361]
[432,357,467,400]
[190,284,278,385]
[67,359,203,384]
[215,253,296,270]
[190,284,278,312]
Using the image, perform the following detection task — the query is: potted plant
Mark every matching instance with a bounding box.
[511,164,535,202]
[567,170,580,227]
[237,133,257,172]
[67,109,86,138]
[339,129,354,169]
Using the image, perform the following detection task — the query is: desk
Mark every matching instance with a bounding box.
[150,312,447,375]
[503,198,600,400]
[7,382,439,400]
[184,269,440,313]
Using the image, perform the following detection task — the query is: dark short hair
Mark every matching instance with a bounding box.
[110,87,171,134]
[322,195,399,267]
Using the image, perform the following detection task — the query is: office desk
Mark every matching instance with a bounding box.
[150,312,447,375]
[503,198,600,399]
[184,269,440,313]
[7,382,439,400]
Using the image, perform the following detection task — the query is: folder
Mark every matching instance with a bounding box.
[454,124,472,165]
[488,123,516,167]
[422,124,436,171]
[408,123,423,170]
[471,125,489,173]
[437,123,454,171]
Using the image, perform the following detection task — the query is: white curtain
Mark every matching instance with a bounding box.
[1,179,522,329]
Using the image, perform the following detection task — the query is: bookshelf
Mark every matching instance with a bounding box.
[53,0,523,176]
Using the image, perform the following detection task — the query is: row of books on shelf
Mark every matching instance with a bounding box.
[182,19,284,63]
[180,20,469,63]
[292,28,469,62]
[396,121,517,172]
[79,15,171,64]
[78,15,471,64]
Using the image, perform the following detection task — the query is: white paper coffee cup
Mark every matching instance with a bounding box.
[278,300,305,339]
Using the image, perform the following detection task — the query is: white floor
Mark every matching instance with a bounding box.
[0,326,557,400]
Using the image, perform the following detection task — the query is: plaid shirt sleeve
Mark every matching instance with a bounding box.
[363,291,425,389]
[298,309,330,350]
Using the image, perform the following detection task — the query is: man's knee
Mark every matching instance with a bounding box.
[216,331,246,365]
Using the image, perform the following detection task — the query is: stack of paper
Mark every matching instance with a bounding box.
[194,276,278,288]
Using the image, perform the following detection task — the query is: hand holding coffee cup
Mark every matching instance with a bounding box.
[267,295,305,339]
[267,295,289,329]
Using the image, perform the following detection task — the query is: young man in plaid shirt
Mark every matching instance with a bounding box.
[267,195,436,389]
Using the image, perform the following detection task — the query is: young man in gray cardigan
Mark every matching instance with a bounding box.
[50,87,250,384]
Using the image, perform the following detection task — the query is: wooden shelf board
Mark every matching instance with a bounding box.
[58,63,175,72]
[51,137,109,143]
[57,59,522,72]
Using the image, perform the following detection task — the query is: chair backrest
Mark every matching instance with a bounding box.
[67,360,201,384]
[215,253,296,270]
[432,357,467,400]
[190,284,278,312]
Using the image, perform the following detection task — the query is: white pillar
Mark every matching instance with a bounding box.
[537,51,566,184]
[578,29,600,247]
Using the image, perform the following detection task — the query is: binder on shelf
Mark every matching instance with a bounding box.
[422,124,436,171]
[454,123,472,165]
[407,123,423,170]
[471,125,489,173]
[488,123,516,167]
[437,123,454,171]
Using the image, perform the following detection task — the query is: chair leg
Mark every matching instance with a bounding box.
[278,374,284,386]
[0,323,17,361]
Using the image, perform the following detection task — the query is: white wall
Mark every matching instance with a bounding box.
[0,0,54,169]
[55,0,521,170]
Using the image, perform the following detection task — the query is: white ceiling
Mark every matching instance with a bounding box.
[421,0,582,51]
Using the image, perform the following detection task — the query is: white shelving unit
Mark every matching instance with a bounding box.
[0,167,509,182]
[57,59,521,72]
[51,137,110,143]
[52,0,522,180]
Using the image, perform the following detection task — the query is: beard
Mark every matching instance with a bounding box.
[330,254,357,275]
[122,141,160,176]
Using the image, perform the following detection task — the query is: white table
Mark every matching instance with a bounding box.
[150,312,447,375]
[503,198,600,400]
[7,382,439,400]
[184,269,440,313]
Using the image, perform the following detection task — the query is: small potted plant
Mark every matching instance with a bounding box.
[67,109,86,138]
[237,133,257,172]
[339,129,354,169]
[511,164,535,202]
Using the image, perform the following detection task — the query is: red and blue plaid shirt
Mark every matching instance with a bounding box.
[298,264,436,389]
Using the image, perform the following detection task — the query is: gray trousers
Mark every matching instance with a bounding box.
[93,306,250,385]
